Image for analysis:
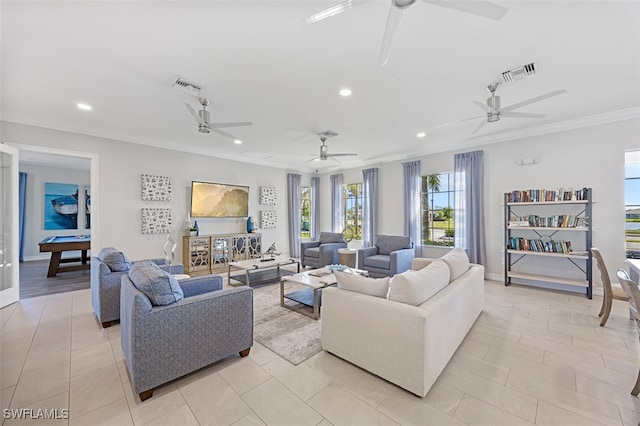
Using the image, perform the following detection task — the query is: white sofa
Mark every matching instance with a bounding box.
[321,248,484,397]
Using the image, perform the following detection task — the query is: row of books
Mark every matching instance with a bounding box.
[509,214,588,228]
[506,187,589,203]
[508,237,574,254]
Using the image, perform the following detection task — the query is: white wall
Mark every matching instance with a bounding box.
[3,121,305,262]
[19,163,91,259]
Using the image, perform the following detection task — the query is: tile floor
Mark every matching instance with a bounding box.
[1,280,639,425]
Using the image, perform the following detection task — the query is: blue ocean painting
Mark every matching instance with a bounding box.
[44,182,79,230]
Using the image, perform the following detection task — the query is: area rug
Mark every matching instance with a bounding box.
[252,281,322,365]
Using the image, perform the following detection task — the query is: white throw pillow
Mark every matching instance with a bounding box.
[440,247,469,282]
[334,270,390,298]
[389,259,450,306]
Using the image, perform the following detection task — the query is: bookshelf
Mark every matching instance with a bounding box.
[504,187,592,298]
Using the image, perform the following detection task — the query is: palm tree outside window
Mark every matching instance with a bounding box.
[343,183,362,241]
[301,186,311,238]
[421,173,454,247]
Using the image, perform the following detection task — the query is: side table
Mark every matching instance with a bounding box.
[338,248,357,268]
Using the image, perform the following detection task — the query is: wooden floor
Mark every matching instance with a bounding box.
[19,259,90,299]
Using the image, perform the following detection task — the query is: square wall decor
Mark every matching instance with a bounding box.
[141,174,173,201]
[260,186,277,206]
[141,208,173,234]
[261,211,277,229]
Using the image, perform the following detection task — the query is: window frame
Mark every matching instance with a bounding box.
[342,183,363,241]
[421,172,455,247]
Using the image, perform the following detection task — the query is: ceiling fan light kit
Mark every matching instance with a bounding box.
[184,97,252,139]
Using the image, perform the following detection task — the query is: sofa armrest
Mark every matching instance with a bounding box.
[357,246,379,269]
[178,274,223,297]
[390,248,415,275]
[319,242,348,265]
[412,258,435,270]
[301,241,321,251]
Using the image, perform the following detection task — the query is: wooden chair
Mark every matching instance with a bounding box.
[616,268,640,395]
[591,247,629,326]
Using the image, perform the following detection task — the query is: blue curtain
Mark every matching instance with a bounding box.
[310,176,320,241]
[330,173,343,233]
[362,167,378,248]
[18,172,27,261]
[287,173,302,258]
[402,160,421,256]
[454,150,486,265]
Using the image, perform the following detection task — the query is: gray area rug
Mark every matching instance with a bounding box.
[252,281,322,365]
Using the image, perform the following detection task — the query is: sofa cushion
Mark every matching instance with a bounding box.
[440,248,470,282]
[376,235,411,255]
[334,270,390,298]
[97,247,132,272]
[319,232,344,244]
[128,260,183,306]
[304,247,320,258]
[389,259,450,306]
[363,254,390,270]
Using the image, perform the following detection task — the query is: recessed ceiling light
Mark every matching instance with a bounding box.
[417,132,426,138]
[339,88,352,97]
[314,158,320,162]
[234,139,242,145]
[77,103,92,111]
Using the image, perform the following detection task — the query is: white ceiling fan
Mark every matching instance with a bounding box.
[184,98,252,139]
[460,83,567,135]
[302,0,508,65]
[306,131,357,163]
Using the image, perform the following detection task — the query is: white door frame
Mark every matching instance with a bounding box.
[0,143,19,308]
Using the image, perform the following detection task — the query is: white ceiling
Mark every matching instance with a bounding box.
[2,1,639,172]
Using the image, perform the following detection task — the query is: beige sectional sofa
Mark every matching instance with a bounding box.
[321,248,484,397]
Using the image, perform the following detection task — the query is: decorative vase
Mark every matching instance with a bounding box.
[194,220,199,236]
[247,217,254,233]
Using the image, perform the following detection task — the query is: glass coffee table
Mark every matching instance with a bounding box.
[280,267,367,319]
[228,256,300,286]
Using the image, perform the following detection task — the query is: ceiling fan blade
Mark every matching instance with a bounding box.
[208,121,253,128]
[500,89,567,113]
[470,119,486,135]
[423,0,508,21]
[500,111,546,119]
[302,0,364,24]
[327,153,357,157]
[329,157,342,163]
[185,103,204,125]
[472,100,490,112]
[378,4,405,66]
[305,157,321,163]
[209,128,240,140]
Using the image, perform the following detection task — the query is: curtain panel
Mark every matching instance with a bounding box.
[311,176,320,241]
[19,172,27,262]
[454,150,486,266]
[362,167,378,248]
[330,173,344,233]
[287,173,302,258]
[402,160,422,256]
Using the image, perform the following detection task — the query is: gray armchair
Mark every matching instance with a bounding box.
[91,247,184,328]
[120,266,252,401]
[357,235,414,278]
[301,231,347,268]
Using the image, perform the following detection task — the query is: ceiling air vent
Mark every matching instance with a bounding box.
[172,76,205,96]
[501,62,537,83]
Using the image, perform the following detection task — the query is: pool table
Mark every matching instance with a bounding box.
[39,235,91,277]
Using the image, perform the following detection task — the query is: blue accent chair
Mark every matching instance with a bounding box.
[357,235,415,278]
[301,231,347,268]
[120,272,253,401]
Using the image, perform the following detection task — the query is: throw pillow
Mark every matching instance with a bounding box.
[97,247,132,272]
[440,247,470,282]
[128,260,184,306]
[389,259,450,306]
[319,232,344,244]
[334,270,389,298]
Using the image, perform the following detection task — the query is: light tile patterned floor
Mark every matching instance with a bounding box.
[1,280,639,425]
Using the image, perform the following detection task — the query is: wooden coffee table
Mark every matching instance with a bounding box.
[280,267,367,319]
[228,255,300,286]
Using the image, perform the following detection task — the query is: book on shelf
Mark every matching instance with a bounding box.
[506,187,589,203]
[508,237,575,254]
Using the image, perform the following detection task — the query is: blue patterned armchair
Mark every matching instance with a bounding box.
[120,264,253,401]
[357,235,414,278]
[91,247,183,328]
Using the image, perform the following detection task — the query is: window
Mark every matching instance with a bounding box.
[343,183,362,240]
[626,150,640,258]
[301,186,310,238]
[421,172,454,246]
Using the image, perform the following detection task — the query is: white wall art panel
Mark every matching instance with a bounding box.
[260,186,277,205]
[141,173,173,201]
[141,208,173,234]
[261,211,277,229]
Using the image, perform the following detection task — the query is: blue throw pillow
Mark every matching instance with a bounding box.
[128,260,183,306]
[97,247,132,272]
